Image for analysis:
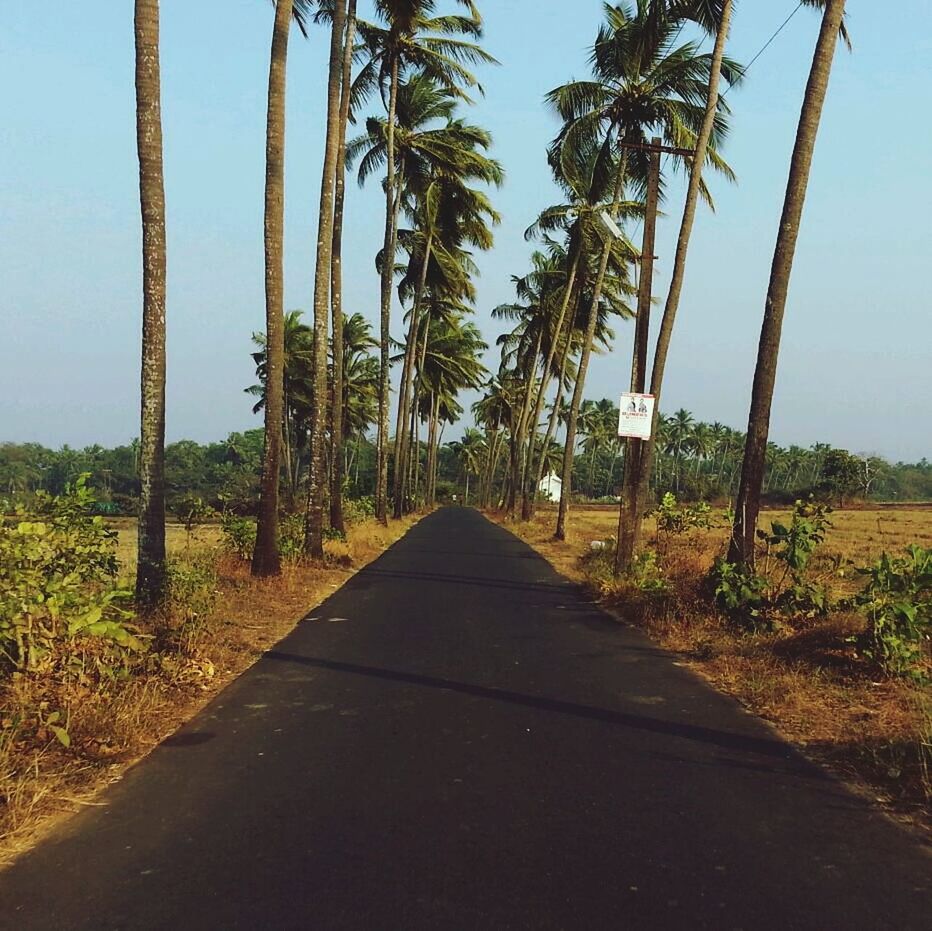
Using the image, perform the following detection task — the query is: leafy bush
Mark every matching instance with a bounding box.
[0,476,144,675]
[343,496,375,525]
[221,512,318,562]
[220,512,257,560]
[710,556,767,625]
[855,545,930,680]
[758,499,833,617]
[278,514,306,559]
[581,538,668,595]
[655,492,714,537]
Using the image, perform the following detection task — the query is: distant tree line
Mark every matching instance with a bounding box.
[4,402,928,516]
[466,399,932,507]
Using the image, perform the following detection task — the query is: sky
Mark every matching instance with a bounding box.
[1,1,930,462]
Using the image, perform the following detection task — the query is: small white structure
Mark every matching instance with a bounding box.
[538,471,563,501]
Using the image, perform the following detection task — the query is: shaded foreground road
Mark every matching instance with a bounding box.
[1,509,929,930]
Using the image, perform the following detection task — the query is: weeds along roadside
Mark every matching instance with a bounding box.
[492,499,931,834]
[0,478,419,865]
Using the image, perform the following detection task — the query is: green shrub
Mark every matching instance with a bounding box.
[220,512,257,560]
[711,500,833,628]
[710,556,767,626]
[581,538,668,595]
[759,499,833,618]
[655,492,714,537]
[343,496,375,525]
[855,545,930,680]
[0,475,145,675]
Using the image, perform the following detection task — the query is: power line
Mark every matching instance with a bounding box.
[722,2,805,97]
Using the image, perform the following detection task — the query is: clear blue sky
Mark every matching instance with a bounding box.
[2,2,929,461]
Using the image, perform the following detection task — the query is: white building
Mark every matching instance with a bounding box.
[538,471,563,501]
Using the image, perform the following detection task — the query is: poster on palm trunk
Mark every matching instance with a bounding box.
[618,393,655,440]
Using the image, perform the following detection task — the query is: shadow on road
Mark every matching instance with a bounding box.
[264,650,819,769]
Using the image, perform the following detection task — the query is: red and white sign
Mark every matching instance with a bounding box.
[617,393,655,440]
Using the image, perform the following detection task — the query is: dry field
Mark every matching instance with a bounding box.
[107,518,223,576]
[493,504,932,836]
[534,503,932,573]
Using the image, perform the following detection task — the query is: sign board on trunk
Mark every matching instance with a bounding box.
[617,393,655,440]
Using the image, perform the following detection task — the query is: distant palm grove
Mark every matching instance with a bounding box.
[5,1,869,604]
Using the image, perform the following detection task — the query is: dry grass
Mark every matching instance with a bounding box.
[107,518,223,575]
[491,504,931,838]
[0,514,421,867]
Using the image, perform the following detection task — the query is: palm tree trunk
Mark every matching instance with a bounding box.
[329,0,357,536]
[521,252,580,520]
[730,0,846,567]
[304,0,348,557]
[252,0,293,578]
[531,320,573,518]
[629,1,733,552]
[282,404,295,512]
[555,154,627,541]
[480,423,497,506]
[426,391,439,505]
[393,230,433,517]
[508,331,542,517]
[375,56,400,524]
[134,0,168,609]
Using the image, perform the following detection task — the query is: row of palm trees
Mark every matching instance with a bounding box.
[132,0,501,603]
[130,0,848,604]
[468,0,848,573]
[467,399,843,504]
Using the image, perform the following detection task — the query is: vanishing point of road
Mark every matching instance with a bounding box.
[1,508,929,929]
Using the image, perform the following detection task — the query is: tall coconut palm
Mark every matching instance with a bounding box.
[346,73,501,516]
[522,136,642,521]
[547,0,736,540]
[329,0,358,536]
[354,0,496,522]
[447,427,485,504]
[619,0,737,569]
[729,0,849,567]
[305,0,348,558]
[247,310,314,510]
[134,0,168,609]
[253,0,314,576]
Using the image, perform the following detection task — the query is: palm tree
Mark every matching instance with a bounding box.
[329,0,359,536]
[448,427,485,504]
[134,0,168,609]
[416,315,487,503]
[354,0,496,522]
[548,0,734,540]
[621,0,739,568]
[247,310,314,510]
[305,0,348,558]
[253,0,313,577]
[729,0,849,567]
[339,313,381,487]
[345,74,501,516]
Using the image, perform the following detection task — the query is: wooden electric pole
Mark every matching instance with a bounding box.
[614,137,664,576]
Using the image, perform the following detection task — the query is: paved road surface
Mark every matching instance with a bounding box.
[1,508,929,929]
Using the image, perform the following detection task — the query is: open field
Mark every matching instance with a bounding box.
[107,519,223,576]
[492,504,931,836]
[532,504,932,581]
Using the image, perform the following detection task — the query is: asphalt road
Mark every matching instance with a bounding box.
[1,508,929,930]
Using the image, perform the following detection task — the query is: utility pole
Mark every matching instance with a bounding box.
[613,137,676,576]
